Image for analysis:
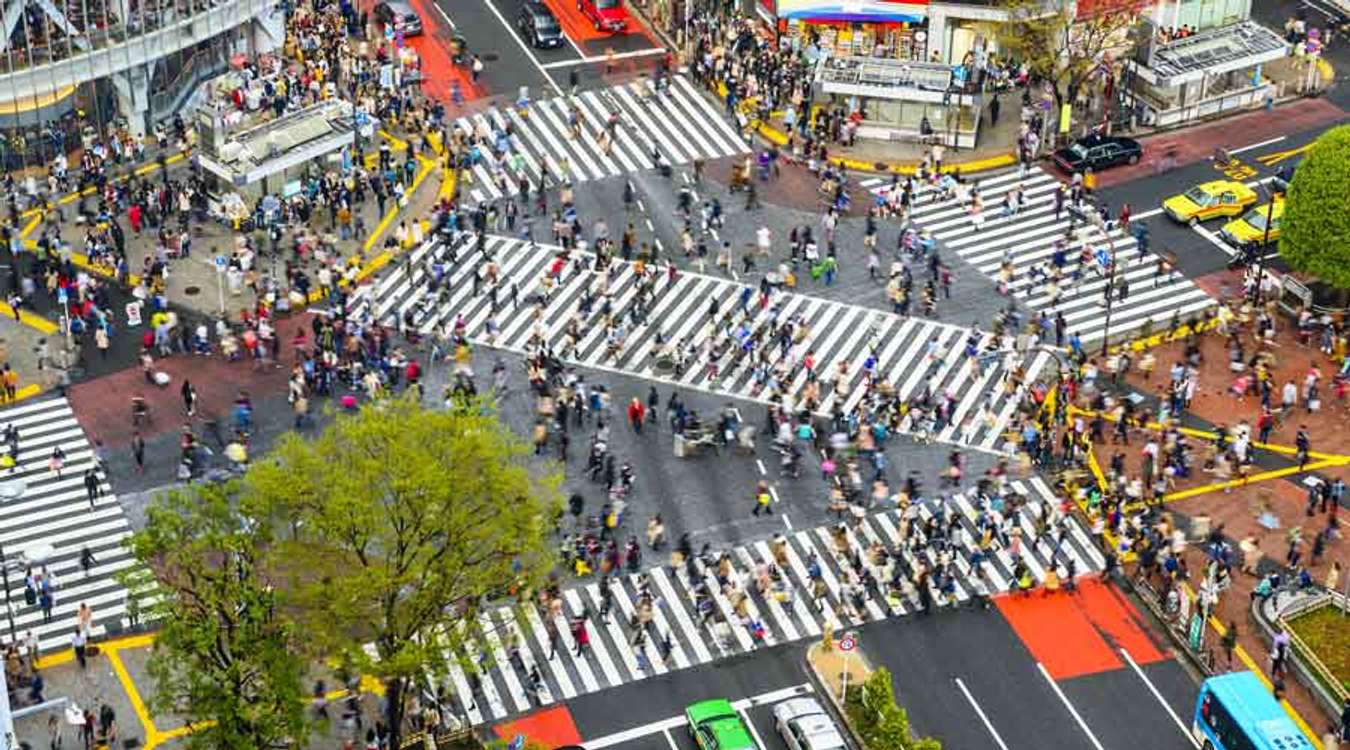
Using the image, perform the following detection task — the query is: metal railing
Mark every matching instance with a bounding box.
[0,0,277,102]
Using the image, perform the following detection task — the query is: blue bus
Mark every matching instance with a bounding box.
[1193,672,1313,750]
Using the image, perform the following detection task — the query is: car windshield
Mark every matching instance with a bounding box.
[597,0,620,8]
[1184,187,1215,207]
[1242,209,1269,231]
[1068,143,1090,158]
[536,14,559,28]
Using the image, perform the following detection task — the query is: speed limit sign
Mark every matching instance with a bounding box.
[839,635,856,652]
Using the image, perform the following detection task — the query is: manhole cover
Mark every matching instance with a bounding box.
[184,286,201,296]
[483,52,499,62]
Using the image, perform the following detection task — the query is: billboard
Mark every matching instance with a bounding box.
[776,0,927,22]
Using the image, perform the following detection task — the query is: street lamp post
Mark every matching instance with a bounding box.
[1253,186,1276,304]
[1100,243,1118,356]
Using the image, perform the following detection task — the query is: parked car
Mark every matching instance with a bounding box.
[1163,180,1258,225]
[1051,134,1142,173]
[773,697,847,750]
[1220,198,1284,246]
[518,2,564,48]
[577,0,628,32]
[686,699,758,750]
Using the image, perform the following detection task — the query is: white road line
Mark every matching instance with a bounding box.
[955,677,1011,750]
[1229,136,1285,156]
[585,683,812,749]
[1121,649,1200,748]
[477,0,563,95]
[542,48,669,68]
[737,707,770,750]
[431,1,454,29]
[1038,663,1106,750]
[1191,223,1237,258]
[783,515,793,529]
[661,728,679,750]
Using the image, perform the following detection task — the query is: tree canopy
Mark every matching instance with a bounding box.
[997,0,1142,109]
[125,483,309,750]
[847,667,942,750]
[129,395,562,750]
[248,395,563,749]
[1278,124,1350,290]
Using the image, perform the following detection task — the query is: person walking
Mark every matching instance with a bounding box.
[79,547,96,578]
[131,431,145,474]
[83,468,100,508]
[71,626,87,669]
[181,379,196,416]
[752,480,773,516]
[571,616,590,657]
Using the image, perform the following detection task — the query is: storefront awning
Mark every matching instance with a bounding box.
[778,0,926,24]
[1131,20,1289,87]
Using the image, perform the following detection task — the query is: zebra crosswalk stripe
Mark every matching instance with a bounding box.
[0,396,154,652]
[441,488,1102,725]
[862,166,1215,343]
[459,76,746,206]
[361,235,1044,452]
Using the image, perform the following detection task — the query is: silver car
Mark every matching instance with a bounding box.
[773,697,848,750]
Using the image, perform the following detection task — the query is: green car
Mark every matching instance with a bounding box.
[686,699,759,750]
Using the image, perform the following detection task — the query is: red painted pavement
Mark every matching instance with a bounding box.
[996,578,1166,680]
[404,0,483,102]
[495,706,583,749]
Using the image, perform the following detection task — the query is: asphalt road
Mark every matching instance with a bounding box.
[563,598,1200,750]
[1098,120,1340,281]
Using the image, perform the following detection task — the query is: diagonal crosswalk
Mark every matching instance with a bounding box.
[432,479,1103,725]
[355,233,1054,452]
[860,167,1215,343]
[456,76,747,206]
[0,397,154,651]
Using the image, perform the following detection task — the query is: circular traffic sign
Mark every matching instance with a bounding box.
[839,635,856,652]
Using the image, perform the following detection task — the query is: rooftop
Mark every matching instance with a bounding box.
[816,55,954,92]
[1147,20,1287,80]
[213,99,358,173]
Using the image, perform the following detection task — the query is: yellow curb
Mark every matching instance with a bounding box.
[1160,456,1349,504]
[1107,317,1223,356]
[0,302,59,335]
[713,79,1014,176]
[1182,587,1325,749]
[1066,405,1350,463]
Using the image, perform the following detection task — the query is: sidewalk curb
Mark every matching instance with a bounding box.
[803,643,870,750]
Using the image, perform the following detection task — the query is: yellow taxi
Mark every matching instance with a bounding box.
[1219,198,1284,247]
[1163,180,1258,225]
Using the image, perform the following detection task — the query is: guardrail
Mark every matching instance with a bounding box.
[1276,592,1350,706]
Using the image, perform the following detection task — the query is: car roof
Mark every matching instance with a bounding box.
[773,699,844,750]
[382,0,415,12]
[688,699,738,725]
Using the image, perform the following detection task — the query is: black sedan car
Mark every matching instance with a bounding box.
[518,2,565,49]
[1052,134,1142,173]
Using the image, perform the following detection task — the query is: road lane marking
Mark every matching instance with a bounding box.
[1190,223,1237,258]
[542,48,669,68]
[1037,662,1106,750]
[477,0,563,95]
[584,683,812,749]
[1121,649,1201,748]
[1229,136,1286,156]
[955,677,1011,750]
[737,707,770,750]
[430,0,455,28]
[662,727,679,750]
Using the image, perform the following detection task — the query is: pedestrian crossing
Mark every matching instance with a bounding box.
[0,397,154,652]
[432,478,1104,725]
[356,233,1054,452]
[860,167,1215,343]
[454,75,746,206]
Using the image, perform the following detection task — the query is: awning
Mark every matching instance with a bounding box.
[778,0,927,23]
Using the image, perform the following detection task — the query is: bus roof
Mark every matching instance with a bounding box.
[1205,672,1312,749]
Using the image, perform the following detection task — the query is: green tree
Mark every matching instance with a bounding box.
[847,668,943,750]
[248,395,562,750]
[997,0,1142,132]
[124,483,309,750]
[1278,124,1350,292]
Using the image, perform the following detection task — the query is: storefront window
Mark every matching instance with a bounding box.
[1167,0,1250,33]
[789,20,927,61]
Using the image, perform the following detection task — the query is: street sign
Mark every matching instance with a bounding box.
[214,255,227,269]
[1188,613,1205,651]
[839,635,856,652]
